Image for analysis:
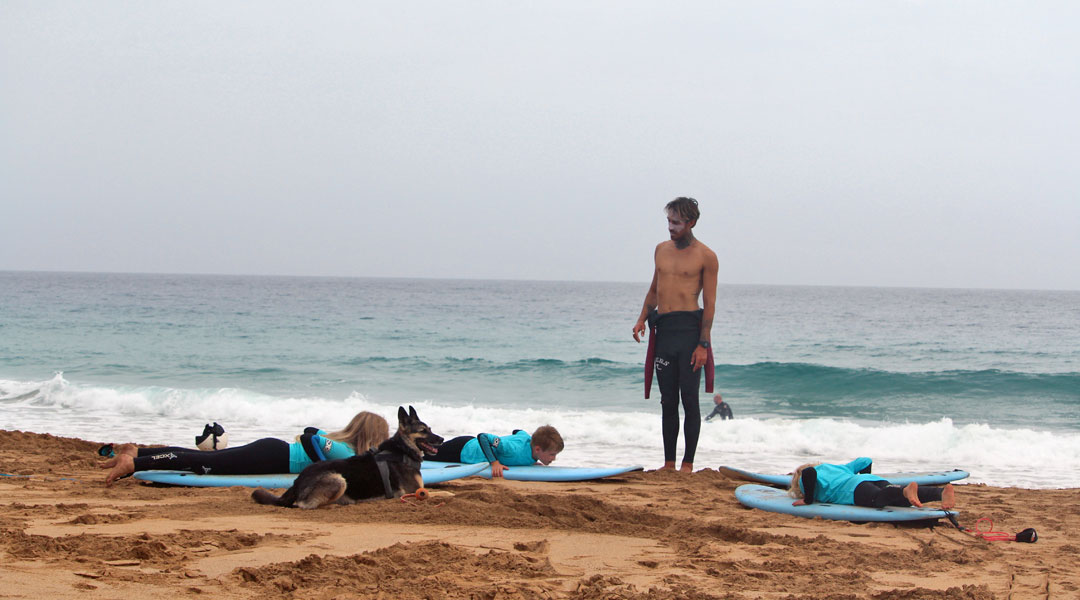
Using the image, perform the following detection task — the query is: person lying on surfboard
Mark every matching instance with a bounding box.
[425,425,564,478]
[788,457,956,510]
[100,411,389,486]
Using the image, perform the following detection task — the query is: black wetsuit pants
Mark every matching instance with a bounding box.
[853,480,944,508]
[651,309,703,465]
[426,435,470,463]
[132,438,290,475]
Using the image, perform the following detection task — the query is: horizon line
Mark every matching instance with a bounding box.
[1,268,1077,294]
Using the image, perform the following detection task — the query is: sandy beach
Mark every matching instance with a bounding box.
[1,429,1075,599]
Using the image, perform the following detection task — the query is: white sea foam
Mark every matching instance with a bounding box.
[3,374,1078,489]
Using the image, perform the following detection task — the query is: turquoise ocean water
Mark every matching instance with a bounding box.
[2,271,1078,488]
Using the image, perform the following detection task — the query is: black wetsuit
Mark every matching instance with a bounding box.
[705,402,733,421]
[131,438,290,475]
[853,480,944,508]
[428,435,470,462]
[649,309,704,465]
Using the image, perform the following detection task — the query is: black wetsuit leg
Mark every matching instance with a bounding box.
[853,480,944,508]
[427,435,470,463]
[136,446,192,457]
[652,310,703,465]
[131,438,290,475]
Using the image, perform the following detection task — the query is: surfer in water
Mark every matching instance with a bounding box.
[788,458,956,509]
[633,197,718,473]
[100,411,388,486]
[425,426,563,478]
[704,393,733,421]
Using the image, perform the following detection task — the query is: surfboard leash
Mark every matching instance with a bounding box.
[945,512,1037,543]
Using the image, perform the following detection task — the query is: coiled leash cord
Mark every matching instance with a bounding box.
[400,487,444,507]
[946,513,1037,543]
[400,488,430,502]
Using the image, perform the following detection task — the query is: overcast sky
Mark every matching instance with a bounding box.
[2,2,1077,290]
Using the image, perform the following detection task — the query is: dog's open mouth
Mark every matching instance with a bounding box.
[419,441,440,454]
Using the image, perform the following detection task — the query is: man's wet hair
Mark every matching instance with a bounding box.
[665,197,700,222]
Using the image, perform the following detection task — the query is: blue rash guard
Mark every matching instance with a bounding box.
[798,457,884,505]
[459,430,536,466]
[287,429,359,473]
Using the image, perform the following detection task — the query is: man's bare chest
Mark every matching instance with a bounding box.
[656,252,704,279]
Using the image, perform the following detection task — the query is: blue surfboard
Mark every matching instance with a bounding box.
[423,462,644,482]
[735,484,954,522]
[134,462,487,488]
[718,466,968,487]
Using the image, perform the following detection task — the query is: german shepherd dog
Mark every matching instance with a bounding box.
[252,406,442,509]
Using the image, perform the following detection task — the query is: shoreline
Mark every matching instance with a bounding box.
[2,429,1076,599]
[4,411,1077,490]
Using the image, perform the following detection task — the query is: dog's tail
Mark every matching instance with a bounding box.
[251,488,286,506]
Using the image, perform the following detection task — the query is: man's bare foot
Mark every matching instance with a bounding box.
[902,482,923,507]
[941,483,955,509]
[104,454,135,486]
[99,444,137,469]
[657,461,677,471]
[679,462,693,473]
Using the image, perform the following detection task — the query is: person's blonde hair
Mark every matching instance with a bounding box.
[531,425,564,453]
[788,463,820,499]
[325,411,389,452]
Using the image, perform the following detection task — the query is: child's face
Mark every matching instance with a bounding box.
[533,446,558,465]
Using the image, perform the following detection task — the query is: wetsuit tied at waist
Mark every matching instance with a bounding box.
[644,309,714,399]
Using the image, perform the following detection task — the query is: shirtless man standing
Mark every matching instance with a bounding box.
[632,197,718,473]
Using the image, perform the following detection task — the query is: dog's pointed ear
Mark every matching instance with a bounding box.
[409,406,418,420]
[398,406,408,422]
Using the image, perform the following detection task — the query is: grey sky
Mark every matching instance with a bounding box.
[2,2,1077,290]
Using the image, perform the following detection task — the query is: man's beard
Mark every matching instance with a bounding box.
[673,232,694,249]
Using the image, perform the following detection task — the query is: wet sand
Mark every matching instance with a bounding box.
[1,429,1075,599]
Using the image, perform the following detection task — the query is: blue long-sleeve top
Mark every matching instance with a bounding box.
[799,457,884,505]
[287,428,359,473]
[459,430,536,466]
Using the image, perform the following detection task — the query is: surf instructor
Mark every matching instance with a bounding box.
[632,197,718,473]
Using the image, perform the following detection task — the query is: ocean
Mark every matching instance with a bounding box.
[2,271,1078,489]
